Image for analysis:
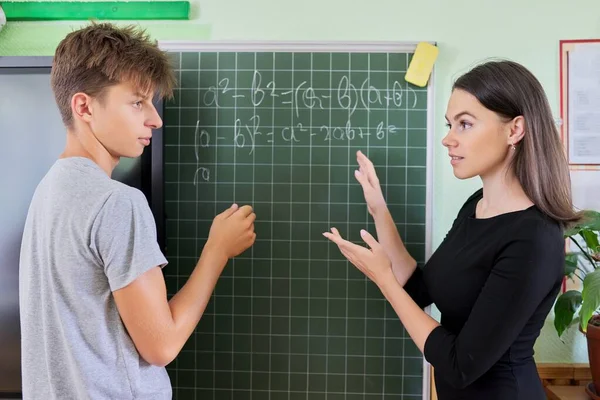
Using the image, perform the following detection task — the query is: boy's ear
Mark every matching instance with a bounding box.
[71,92,94,124]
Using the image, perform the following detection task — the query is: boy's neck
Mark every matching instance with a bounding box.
[60,128,119,177]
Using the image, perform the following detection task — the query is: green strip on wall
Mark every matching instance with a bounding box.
[1,1,190,21]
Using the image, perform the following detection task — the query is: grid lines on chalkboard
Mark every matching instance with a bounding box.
[163,50,428,400]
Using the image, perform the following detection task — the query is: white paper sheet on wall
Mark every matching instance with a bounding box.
[568,42,600,165]
[571,170,600,211]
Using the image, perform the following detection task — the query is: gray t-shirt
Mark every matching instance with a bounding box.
[19,157,171,399]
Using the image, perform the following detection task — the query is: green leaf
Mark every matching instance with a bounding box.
[580,269,600,332]
[566,210,600,237]
[554,290,582,337]
[565,253,579,278]
[581,229,600,256]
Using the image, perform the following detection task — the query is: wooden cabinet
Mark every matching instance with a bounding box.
[429,363,592,400]
[545,385,593,400]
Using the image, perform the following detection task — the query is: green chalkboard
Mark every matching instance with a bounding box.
[162,43,432,400]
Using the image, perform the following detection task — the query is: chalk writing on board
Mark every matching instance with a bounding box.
[194,120,210,162]
[319,121,399,142]
[190,68,419,183]
[193,167,210,185]
[201,70,418,111]
[202,77,233,107]
[233,115,263,150]
[251,70,265,107]
[195,116,400,155]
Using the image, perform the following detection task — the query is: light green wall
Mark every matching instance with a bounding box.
[1,0,597,364]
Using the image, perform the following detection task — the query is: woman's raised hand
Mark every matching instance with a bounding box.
[355,150,387,217]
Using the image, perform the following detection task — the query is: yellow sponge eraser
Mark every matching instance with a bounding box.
[405,42,439,87]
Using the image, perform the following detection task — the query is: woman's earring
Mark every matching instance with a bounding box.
[511,143,516,150]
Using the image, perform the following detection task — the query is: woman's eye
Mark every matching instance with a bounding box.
[460,121,472,130]
[133,101,143,109]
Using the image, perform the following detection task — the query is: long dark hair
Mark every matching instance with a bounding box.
[453,60,581,229]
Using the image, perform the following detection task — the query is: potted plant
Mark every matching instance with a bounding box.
[554,210,600,395]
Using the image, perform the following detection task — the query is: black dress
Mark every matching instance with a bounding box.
[404,189,564,400]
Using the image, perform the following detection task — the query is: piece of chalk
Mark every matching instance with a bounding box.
[405,42,439,87]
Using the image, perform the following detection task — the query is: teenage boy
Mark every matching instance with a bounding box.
[19,22,255,399]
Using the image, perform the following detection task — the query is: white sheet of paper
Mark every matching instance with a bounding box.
[568,43,600,165]
[570,169,600,211]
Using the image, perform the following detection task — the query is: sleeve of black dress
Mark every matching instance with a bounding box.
[423,217,563,389]
[403,266,433,309]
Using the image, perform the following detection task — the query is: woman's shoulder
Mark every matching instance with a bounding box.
[496,209,565,281]
[509,207,564,243]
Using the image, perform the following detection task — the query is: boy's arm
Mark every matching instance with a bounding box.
[92,190,255,367]
[113,245,228,367]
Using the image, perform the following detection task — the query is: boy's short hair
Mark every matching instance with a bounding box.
[50,22,176,127]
